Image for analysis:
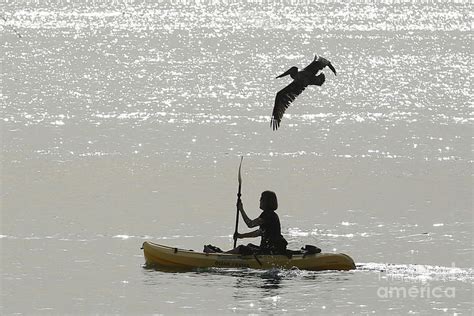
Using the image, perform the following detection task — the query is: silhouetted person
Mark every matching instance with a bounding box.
[232,191,288,254]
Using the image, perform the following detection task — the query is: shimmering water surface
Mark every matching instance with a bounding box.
[1,0,472,314]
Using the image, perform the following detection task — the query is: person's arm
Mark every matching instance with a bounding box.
[235,229,261,239]
[237,200,264,228]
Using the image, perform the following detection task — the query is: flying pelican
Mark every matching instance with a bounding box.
[271,54,337,130]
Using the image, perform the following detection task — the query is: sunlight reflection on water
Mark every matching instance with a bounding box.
[2,0,472,314]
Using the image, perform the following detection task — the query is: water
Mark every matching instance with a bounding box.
[1,0,472,314]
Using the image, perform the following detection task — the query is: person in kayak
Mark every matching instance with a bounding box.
[233,190,288,255]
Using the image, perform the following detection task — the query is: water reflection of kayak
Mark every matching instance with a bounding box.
[142,241,356,271]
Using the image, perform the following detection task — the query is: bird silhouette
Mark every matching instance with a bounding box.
[271,54,336,130]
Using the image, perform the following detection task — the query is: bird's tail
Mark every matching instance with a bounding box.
[311,73,325,86]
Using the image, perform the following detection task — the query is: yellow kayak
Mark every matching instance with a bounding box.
[142,241,356,271]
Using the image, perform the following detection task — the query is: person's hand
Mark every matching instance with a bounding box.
[236,199,243,211]
[233,232,241,240]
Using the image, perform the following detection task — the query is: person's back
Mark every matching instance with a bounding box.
[258,198,288,254]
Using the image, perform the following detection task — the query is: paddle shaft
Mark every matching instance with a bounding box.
[233,156,243,248]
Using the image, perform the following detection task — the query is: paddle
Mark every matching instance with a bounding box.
[233,156,244,248]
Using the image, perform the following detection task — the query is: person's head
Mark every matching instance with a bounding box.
[259,191,278,211]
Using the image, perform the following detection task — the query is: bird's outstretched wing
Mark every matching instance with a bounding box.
[271,81,307,130]
[304,55,337,76]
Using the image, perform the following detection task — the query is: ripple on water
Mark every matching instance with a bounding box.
[357,262,474,283]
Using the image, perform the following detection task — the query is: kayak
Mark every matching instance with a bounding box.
[142,241,356,271]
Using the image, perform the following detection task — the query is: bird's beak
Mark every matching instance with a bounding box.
[276,68,292,79]
[328,63,337,76]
